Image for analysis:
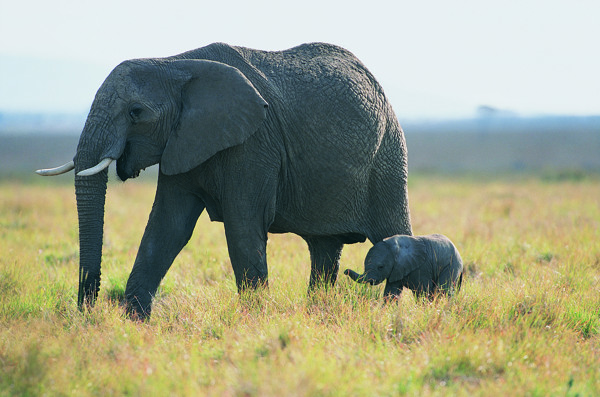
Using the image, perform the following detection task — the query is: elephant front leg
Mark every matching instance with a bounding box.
[219,166,278,293]
[383,280,403,301]
[224,225,269,291]
[125,175,204,319]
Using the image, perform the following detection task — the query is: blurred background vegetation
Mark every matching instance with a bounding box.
[2,112,598,180]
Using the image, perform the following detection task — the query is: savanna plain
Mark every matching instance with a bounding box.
[1,172,599,396]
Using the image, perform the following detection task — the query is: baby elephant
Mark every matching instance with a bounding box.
[345,234,463,298]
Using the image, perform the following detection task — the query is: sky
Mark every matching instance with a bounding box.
[1,0,599,120]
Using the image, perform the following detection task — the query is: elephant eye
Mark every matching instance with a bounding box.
[129,105,143,121]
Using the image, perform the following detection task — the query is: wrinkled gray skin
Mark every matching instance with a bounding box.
[345,234,463,298]
[41,43,412,319]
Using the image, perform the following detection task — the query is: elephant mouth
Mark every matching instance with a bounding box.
[116,140,161,181]
[117,163,145,180]
[116,159,134,181]
[361,278,376,285]
[116,142,146,180]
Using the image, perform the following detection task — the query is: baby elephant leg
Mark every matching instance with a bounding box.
[437,267,462,297]
[412,279,436,300]
[383,280,403,300]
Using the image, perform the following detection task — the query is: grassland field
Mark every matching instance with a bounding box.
[1,170,599,395]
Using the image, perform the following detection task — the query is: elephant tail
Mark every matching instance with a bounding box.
[456,271,463,293]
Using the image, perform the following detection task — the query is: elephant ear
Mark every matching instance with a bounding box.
[386,236,428,284]
[161,60,269,175]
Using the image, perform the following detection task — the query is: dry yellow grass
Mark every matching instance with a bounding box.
[1,175,599,395]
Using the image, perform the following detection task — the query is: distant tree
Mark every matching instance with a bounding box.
[477,105,499,118]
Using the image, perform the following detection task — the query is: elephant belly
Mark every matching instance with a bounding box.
[271,174,371,240]
[404,270,435,294]
[269,222,366,244]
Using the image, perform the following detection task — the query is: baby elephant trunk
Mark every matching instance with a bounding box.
[344,269,375,285]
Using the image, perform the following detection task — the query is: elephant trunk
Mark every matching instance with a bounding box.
[344,269,374,285]
[73,111,124,307]
[74,169,108,306]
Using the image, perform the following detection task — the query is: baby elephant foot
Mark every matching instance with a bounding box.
[383,281,403,300]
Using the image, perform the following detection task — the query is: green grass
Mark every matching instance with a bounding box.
[1,175,599,395]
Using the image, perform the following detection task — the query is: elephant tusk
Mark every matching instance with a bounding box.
[77,158,114,176]
[35,161,75,176]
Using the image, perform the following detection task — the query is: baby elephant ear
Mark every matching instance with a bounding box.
[161,59,269,175]
[386,236,426,284]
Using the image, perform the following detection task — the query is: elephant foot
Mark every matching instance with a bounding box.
[124,291,153,321]
[383,280,403,300]
[125,301,151,322]
[383,293,401,304]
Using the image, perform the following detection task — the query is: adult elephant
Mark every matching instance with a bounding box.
[37,42,412,319]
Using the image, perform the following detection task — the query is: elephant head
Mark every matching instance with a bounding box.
[344,235,426,286]
[37,58,268,307]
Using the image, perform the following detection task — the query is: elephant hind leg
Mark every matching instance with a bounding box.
[304,236,344,290]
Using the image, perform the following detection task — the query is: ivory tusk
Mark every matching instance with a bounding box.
[77,158,114,176]
[35,161,75,176]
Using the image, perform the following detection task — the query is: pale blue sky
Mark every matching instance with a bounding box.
[1,0,599,119]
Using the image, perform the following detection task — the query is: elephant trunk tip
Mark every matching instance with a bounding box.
[77,268,101,308]
[344,268,374,285]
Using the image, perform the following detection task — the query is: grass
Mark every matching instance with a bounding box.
[1,174,599,395]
